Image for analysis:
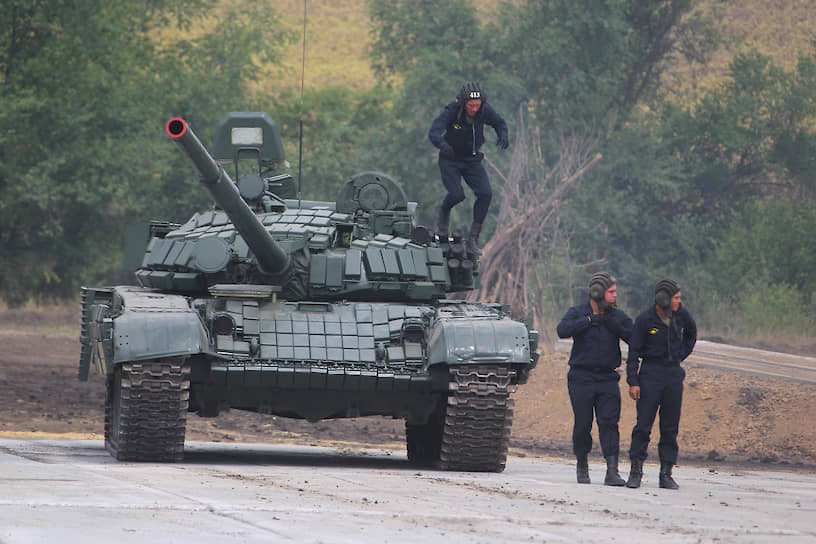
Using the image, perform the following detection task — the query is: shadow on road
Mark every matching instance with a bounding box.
[181,442,415,470]
[2,438,472,472]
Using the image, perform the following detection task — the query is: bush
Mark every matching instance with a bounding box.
[740,282,816,344]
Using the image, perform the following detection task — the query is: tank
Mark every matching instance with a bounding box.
[78,113,539,471]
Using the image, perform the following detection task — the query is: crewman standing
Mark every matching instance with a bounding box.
[625,279,697,489]
[557,272,633,485]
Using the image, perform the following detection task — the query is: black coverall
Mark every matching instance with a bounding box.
[427,101,507,225]
[557,300,633,458]
[626,306,697,464]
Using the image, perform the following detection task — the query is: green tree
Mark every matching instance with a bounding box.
[365,0,724,256]
[270,85,394,201]
[366,0,504,228]
[711,198,816,297]
[487,0,722,134]
[366,0,816,347]
[0,1,292,306]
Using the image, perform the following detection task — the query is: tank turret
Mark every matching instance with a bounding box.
[166,117,291,278]
[133,114,481,301]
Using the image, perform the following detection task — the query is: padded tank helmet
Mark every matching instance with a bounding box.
[456,82,487,104]
[589,272,615,302]
[654,279,680,312]
[589,271,616,309]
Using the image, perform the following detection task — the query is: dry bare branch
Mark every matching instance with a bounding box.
[469,112,604,341]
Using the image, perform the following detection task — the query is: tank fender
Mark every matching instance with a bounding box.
[110,287,210,365]
[427,317,531,366]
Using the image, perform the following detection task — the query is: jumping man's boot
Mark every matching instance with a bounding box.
[625,458,643,489]
[465,221,483,256]
[604,455,626,486]
[576,456,590,484]
[436,206,450,240]
[659,461,679,490]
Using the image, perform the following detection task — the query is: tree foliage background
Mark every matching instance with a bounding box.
[0,0,813,346]
[0,0,293,305]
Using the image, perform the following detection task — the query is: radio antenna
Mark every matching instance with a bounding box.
[297,0,307,208]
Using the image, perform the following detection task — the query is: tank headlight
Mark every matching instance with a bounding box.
[212,313,235,336]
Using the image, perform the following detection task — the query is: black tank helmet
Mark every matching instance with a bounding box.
[456,82,486,120]
[456,81,487,104]
[589,271,616,310]
[654,278,680,313]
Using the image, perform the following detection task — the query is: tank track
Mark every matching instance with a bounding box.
[439,365,517,472]
[105,358,190,461]
[406,365,516,472]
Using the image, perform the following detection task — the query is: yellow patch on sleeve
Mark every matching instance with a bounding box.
[649,328,659,335]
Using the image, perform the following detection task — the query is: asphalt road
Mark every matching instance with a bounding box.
[688,340,816,383]
[1,438,813,543]
[556,338,816,384]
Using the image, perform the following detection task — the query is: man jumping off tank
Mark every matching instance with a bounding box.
[428,82,509,256]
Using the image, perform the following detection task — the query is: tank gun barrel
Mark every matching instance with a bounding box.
[166,117,290,276]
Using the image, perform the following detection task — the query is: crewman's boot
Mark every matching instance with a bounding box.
[604,455,626,486]
[436,206,450,240]
[625,458,643,488]
[465,222,483,256]
[659,461,679,490]
[576,456,590,484]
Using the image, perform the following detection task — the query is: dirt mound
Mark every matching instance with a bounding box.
[1,310,814,469]
[513,351,816,468]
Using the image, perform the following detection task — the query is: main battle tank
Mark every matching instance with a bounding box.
[79,113,539,471]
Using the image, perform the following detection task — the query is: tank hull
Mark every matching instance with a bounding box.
[80,285,536,470]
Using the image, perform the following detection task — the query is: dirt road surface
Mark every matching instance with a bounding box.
[1,308,815,467]
[1,438,814,543]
